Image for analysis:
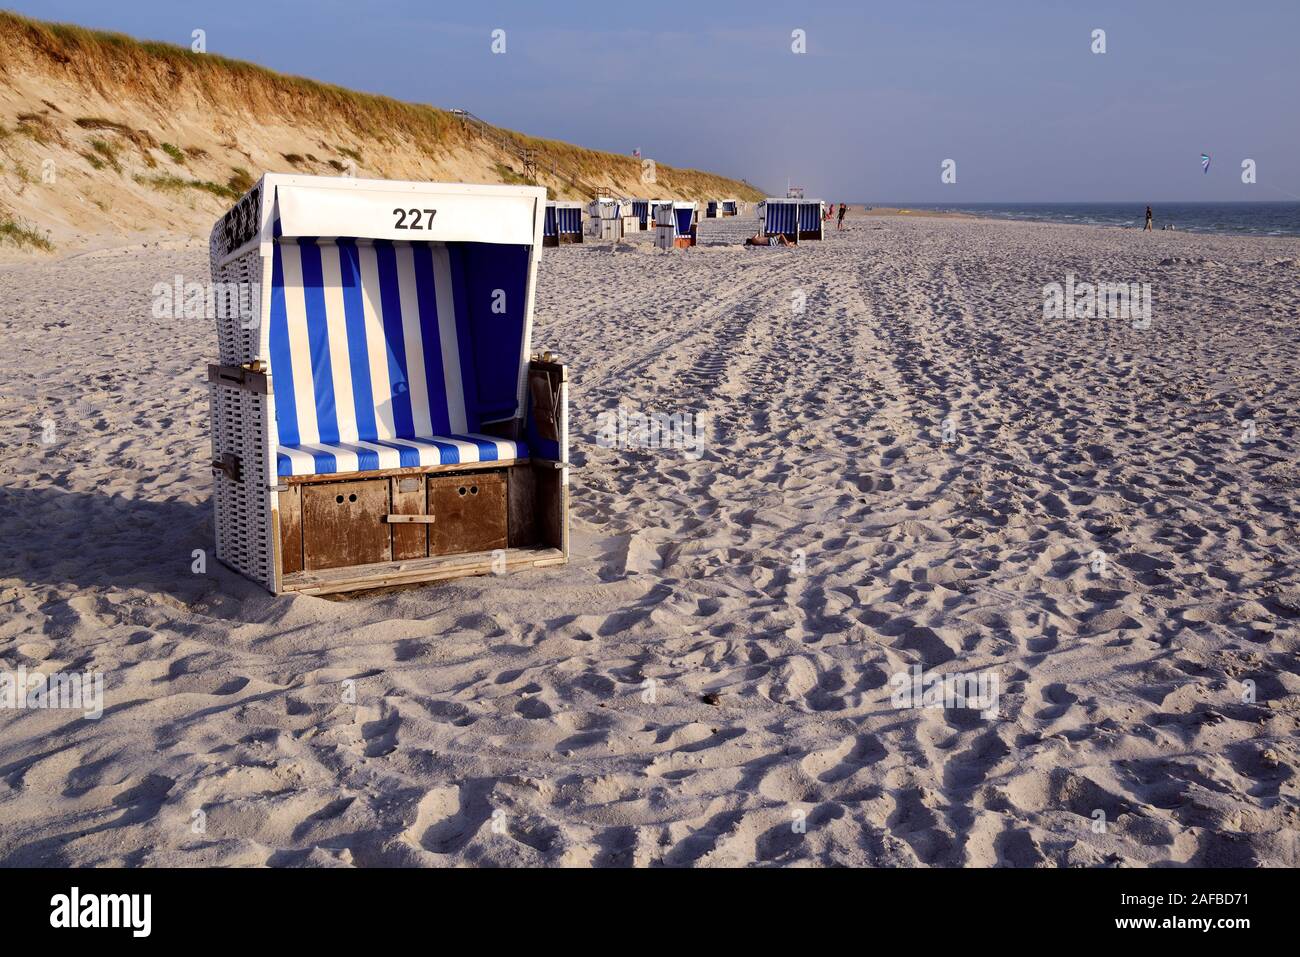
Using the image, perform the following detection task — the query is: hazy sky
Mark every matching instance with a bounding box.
[14,0,1299,202]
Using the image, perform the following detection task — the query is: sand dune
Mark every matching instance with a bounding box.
[0,11,760,253]
[1,215,1298,866]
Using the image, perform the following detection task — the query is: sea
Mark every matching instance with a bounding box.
[860,202,1300,238]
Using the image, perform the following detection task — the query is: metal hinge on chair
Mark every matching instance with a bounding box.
[208,362,270,394]
[211,452,242,482]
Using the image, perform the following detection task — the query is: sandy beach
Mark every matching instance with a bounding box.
[1,215,1298,867]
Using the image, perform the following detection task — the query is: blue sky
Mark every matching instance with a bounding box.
[13,0,1298,201]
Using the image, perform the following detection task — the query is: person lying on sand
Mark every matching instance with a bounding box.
[746,231,793,247]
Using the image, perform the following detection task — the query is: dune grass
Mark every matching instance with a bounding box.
[88,138,121,172]
[227,167,254,194]
[0,216,54,250]
[0,9,764,201]
[136,173,239,200]
[14,112,57,145]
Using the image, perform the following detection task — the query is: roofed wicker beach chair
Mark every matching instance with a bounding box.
[756,197,825,244]
[543,201,584,247]
[207,174,568,595]
[586,197,626,240]
[654,201,698,249]
[630,200,651,231]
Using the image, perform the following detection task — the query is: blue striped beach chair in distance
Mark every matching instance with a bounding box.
[757,197,825,244]
[544,201,584,247]
[631,200,650,231]
[654,201,698,249]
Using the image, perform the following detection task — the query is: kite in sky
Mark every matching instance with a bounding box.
[1201,153,1211,174]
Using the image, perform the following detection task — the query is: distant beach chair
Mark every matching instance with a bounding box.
[544,200,584,247]
[631,200,651,231]
[705,200,720,219]
[616,199,640,236]
[721,199,741,217]
[655,201,698,249]
[648,200,673,231]
[799,200,826,240]
[207,174,569,595]
[757,197,825,244]
[587,197,625,240]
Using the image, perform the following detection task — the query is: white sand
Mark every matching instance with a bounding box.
[1,216,1298,866]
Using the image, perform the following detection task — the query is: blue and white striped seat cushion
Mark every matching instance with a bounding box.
[269,237,527,477]
[277,433,522,476]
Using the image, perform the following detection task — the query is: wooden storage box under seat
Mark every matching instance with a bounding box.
[275,457,566,594]
[281,467,526,575]
[428,472,507,556]
[302,479,392,571]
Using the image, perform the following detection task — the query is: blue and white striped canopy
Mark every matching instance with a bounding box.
[555,206,582,234]
[764,202,798,236]
[545,204,583,236]
[268,236,528,476]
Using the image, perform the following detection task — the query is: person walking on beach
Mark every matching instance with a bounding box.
[837,203,847,230]
[1144,205,1153,231]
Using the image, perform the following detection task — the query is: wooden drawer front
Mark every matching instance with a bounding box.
[302,480,392,571]
[429,473,507,556]
[390,475,429,560]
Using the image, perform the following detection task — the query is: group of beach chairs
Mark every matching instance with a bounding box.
[544,196,826,249]
[545,197,718,248]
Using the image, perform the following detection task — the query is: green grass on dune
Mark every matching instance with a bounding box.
[0,9,765,201]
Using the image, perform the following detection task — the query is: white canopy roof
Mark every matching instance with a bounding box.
[266,174,545,248]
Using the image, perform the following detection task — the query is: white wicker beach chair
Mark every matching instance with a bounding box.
[207,174,569,595]
[654,201,698,249]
